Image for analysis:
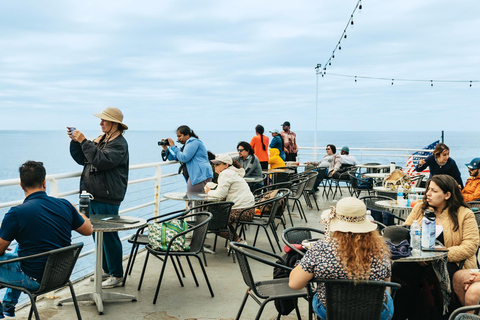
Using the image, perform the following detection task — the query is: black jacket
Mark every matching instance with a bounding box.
[70,134,129,205]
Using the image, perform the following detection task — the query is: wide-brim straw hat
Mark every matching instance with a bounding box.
[94,107,128,130]
[321,197,376,233]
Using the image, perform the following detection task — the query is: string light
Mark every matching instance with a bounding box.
[323,73,479,86]
[320,0,362,73]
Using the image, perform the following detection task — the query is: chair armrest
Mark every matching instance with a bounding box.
[0,242,84,266]
[449,305,480,320]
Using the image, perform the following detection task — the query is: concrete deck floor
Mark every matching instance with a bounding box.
[15,189,343,320]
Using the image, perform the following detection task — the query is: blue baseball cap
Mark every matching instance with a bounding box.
[466,158,480,170]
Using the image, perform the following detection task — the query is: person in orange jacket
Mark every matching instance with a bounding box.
[268,148,285,169]
[462,158,480,202]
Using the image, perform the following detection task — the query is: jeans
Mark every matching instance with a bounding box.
[313,291,394,320]
[91,201,124,278]
[0,252,40,313]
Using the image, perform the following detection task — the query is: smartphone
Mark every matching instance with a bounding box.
[68,127,76,134]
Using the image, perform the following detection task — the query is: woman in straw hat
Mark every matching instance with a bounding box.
[69,107,129,289]
[289,197,393,320]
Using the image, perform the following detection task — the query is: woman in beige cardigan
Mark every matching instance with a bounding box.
[392,174,479,320]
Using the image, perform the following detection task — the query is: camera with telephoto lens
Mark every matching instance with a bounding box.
[158,139,169,146]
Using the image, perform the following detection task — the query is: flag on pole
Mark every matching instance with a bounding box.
[405,140,439,177]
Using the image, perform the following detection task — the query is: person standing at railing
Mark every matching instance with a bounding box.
[250,124,269,170]
[68,107,129,289]
[160,125,213,194]
[269,129,286,161]
[0,161,92,318]
[415,143,463,188]
[280,121,298,162]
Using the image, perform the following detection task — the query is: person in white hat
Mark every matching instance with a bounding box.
[205,154,255,246]
[288,197,393,320]
[269,129,285,161]
[68,107,129,289]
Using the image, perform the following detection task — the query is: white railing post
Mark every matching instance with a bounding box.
[154,165,162,217]
[49,178,59,198]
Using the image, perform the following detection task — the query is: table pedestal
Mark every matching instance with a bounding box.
[58,232,137,314]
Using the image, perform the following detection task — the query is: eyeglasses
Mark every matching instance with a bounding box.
[237,149,245,152]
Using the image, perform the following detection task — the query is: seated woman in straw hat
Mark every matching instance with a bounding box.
[289,197,393,320]
[68,107,129,289]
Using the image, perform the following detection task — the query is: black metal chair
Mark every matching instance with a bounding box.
[359,195,405,227]
[348,171,374,198]
[230,242,308,320]
[236,189,291,254]
[138,212,214,304]
[329,165,357,199]
[123,208,189,286]
[0,243,85,320]
[287,179,309,222]
[449,305,480,320]
[300,171,319,210]
[309,278,401,320]
[189,201,235,263]
[282,227,325,256]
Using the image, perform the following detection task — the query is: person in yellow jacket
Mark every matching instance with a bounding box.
[268,148,285,169]
[462,158,480,202]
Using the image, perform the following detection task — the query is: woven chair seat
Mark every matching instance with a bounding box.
[128,233,148,245]
[255,279,308,299]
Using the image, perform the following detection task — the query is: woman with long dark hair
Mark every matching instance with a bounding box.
[392,175,478,320]
[289,197,393,320]
[250,124,269,170]
[415,143,463,188]
[161,125,213,193]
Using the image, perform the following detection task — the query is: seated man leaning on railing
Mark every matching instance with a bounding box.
[0,161,93,318]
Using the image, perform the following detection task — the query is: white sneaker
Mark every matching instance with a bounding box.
[90,272,110,282]
[102,276,124,288]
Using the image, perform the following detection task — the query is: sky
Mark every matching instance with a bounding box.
[0,0,479,132]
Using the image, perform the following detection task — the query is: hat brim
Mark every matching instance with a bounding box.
[321,209,377,234]
[94,113,129,130]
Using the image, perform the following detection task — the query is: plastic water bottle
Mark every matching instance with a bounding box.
[390,162,396,173]
[410,220,421,255]
[421,209,436,249]
[366,210,374,222]
[397,187,405,206]
[79,191,92,218]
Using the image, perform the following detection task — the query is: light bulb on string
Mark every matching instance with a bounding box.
[470,81,473,87]
[391,79,394,85]
[355,76,357,83]
[332,54,335,59]
[359,0,362,10]
[344,34,347,40]
[339,45,342,50]
[329,62,331,66]
[430,80,433,87]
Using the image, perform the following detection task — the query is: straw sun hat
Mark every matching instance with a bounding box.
[321,197,376,234]
[94,107,128,130]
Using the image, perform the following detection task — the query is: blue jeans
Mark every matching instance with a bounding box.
[91,201,124,278]
[0,252,40,313]
[313,291,394,320]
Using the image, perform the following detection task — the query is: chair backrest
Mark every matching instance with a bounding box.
[303,171,319,191]
[348,172,373,191]
[37,242,84,293]
[230,242,289,299]
[359,195,395,211]
[256,188,291,222]
[253,182,293,197]
[313,278,401,320]
[191,201,234,231]
[282,227,325,255]
[289,179,308,200]
[313,168,327,185]
[184,212,213,253]
[362,163,381,173]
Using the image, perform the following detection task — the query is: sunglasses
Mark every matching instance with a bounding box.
[237,149,245,152]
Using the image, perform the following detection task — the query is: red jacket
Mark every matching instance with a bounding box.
[462,176,480,202]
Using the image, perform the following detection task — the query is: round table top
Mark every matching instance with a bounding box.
[374,186,426,194]
[262,168,294,174]
[363,173,390,179]
[375,200,414,210]
[164,192,221,202]
[284,162,308,168]
[244,177,264,183]
[90,215,147,232]
[393,249,448,262]
[356,164,391,169]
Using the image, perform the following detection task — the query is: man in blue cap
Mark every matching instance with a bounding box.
[462,158,480,202]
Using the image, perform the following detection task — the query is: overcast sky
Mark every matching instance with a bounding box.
[0,0,478,132]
